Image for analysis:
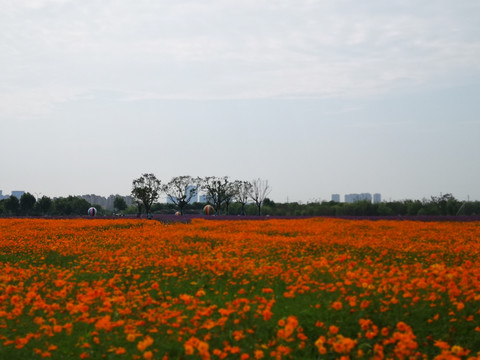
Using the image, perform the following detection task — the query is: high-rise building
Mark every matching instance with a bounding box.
[186,186,198,204]
[12,191,25,199]
[167,186,198,204]
[331,194,340,202]
[373,193,382,203]
[345,193,359,203]
[80,194,133,210]
[359,193,372,202]
[345,193,373,203]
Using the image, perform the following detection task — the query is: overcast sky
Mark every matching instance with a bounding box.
[1,0,479,202]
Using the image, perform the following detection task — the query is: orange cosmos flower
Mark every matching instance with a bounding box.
[254,350,264,359]
[143,351,153,360]
[329,325,340,335]
[137,336,154,352]
[331,301,343,310]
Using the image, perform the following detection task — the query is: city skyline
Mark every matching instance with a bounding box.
[1,1,479,202]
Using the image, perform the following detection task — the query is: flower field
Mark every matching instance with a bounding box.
[1,218,480,359]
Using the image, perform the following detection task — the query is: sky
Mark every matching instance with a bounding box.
[1,0,480,203]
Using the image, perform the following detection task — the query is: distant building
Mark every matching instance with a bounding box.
[345,193,359,203]
[345,193,372,203]
[359,193,372,202]
[80,194,133,210]
[167,186,199,204]
[373,193,382,203]
[198,194,207,203]
[11,191,25,199]
[186,186,198,204]
[331,194,340,202]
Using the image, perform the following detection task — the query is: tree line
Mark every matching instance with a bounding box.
[0,174,273,217]
[131,174,271,216]
[130,174,480,217]
[0,193,130,217]
[260,193,480,217]
[1,181,478,217]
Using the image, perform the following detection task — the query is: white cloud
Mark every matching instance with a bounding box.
[1,0,479,117]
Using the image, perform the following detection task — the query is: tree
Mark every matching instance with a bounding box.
[406,200,422,216]
[430,193,459,215]
[199,176,230,215]
[20,192,36,215]
[4,195,20,215]
[131,173,162,216]
[113,196,128,213]
[53,197,73,215]
[135,201,143,217]
[52,196,90,215]
[249,178,271,215]
[233,180,252,215]
[223,181,238,215]
[163,176,198,215]
[37,196,52,215]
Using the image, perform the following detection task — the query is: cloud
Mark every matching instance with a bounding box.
[1,0,480,117]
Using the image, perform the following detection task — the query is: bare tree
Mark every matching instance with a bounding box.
[163,176,198,215]
[249,178,271,215]
[131,173,162,216]
[234,180,252,215]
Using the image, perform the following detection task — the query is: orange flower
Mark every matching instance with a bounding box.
[184,344,195,356]
[143,351,153,360]
[331,301,343,310]
[329,325,340,335]
[315,336,327,355]
[396,321,410,332]
[2,217,480,359]
[254,350,264,359]
[137,336,154,352]
[127,333,138,342]
[332,336,357,354]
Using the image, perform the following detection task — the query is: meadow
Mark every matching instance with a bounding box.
[0,218,479,359]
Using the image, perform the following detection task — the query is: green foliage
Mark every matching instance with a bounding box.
[37,196,52,215]
[4,195,20,215]
[20,192,36,215]
[406,200,423,215]
[113,196,127,212]
[131,173,162,215]
[236,195,479,217]
[52,196,91,216]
